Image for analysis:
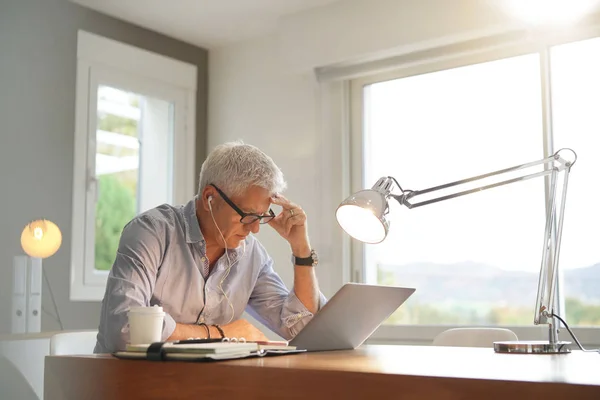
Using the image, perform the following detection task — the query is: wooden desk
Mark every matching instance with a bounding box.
[45,345,600,399]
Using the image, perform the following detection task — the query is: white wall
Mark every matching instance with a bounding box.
[208,0,526,298]
[209,35,347,299]
[0,0,208,336]
[276,0,523,72]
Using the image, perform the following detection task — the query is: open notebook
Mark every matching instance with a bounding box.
[113,339,304,361]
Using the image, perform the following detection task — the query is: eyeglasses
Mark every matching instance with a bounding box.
[210,184,275,224]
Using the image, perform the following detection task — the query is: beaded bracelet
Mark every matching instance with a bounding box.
[198,322,211,339]
[213,324,225,339]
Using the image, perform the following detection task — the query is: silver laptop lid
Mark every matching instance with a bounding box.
[289,283,415,351]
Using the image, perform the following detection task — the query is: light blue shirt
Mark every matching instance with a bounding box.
[94,198,326,353]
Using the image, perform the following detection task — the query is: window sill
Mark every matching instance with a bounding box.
[368,324,600,348]
[70,282,106,302]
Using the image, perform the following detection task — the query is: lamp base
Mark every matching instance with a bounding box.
[493,340,571,354]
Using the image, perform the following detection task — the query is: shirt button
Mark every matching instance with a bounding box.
[199,317,205,323]
[201,257,206,263]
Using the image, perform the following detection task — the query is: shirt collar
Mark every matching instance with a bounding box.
[183,197,205,244]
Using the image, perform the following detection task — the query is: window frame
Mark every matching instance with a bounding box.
[70,31,197,301]
[347,24,600,344]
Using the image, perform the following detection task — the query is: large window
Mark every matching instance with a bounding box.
[71,31,197,301]
[551,37,600,326]
[352,35,600,328]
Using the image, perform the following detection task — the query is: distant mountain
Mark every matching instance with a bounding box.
[565,263,600,279]
[378,262,600,307]
[563,264,600,303]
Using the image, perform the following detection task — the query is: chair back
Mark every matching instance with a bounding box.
[432,327,518,348]
[50,331,98,355]
[0,356,38,400]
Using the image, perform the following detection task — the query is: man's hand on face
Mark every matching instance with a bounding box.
[220,319,269,342]
[268,194,311,257]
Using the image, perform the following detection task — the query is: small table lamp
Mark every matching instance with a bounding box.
[20,219,62,259]
[337,148,580,354]
[11,219,63,333]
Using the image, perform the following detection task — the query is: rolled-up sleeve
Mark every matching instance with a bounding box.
[94,215,176,353]
[246,256,327,340]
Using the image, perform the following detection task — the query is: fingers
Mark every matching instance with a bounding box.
[270,193,297,209]
[268,207,305,235]
[286,207,304,219]
[268,194,307,236]
[285,208,306,235]
[271,195,304,220]
[285,214,294,235]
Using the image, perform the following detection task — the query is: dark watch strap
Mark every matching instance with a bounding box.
[292,249,318,267]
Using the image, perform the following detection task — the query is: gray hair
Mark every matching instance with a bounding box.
[197,141,287,197]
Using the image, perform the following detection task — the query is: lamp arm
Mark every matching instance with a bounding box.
[390,149,575,209]
[386,149,576,336]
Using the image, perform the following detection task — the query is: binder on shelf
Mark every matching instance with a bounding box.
[11,256,42,334]
[113,338,304,362]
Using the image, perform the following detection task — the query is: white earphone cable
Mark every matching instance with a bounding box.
[209,199,235,324]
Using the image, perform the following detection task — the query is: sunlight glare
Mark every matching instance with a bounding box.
[505,0,599,25]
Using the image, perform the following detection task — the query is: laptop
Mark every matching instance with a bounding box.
[289,283,415,351]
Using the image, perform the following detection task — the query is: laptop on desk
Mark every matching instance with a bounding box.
[289,283,415,352]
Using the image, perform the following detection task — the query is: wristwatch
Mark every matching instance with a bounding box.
[292,249,318,267]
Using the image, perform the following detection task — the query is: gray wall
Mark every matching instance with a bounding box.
[0,0,208,333]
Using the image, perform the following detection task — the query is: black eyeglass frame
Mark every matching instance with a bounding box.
[209,184,275,224]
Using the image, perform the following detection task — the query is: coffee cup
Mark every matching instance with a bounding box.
[128,305,165,345]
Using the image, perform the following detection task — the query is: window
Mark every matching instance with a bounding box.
[350,33,600,332]
[71,31,197,301]
[551,36,600,326]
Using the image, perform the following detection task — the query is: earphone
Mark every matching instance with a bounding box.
[207,193,237,324]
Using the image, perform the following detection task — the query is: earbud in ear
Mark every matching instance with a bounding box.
[208,196,213,210]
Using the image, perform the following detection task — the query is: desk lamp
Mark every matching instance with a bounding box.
[336,148,579,354]
[11,219,63,333]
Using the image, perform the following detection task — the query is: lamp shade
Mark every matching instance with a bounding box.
[336,189,390,243]
[20,219,62,259]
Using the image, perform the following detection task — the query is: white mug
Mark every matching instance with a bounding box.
[128,305,165,345]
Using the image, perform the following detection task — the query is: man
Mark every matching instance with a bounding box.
[94,141,326,353]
